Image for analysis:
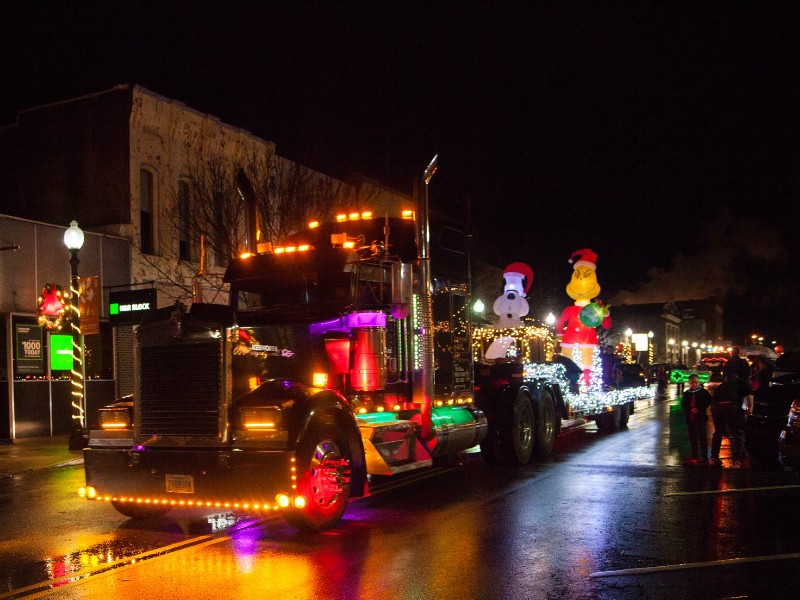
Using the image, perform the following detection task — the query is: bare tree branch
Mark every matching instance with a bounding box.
[140,143,383,304]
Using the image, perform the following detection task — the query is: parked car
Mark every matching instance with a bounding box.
[694,354,727,383]
[616,362,648,388]
[751,351,800,463]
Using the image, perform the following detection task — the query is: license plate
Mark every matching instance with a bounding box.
[166,474,194,494]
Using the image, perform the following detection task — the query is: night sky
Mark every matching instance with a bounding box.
[3,1,800,345]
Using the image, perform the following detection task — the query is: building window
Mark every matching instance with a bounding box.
[177,180,193,261]
[140,168,155,255]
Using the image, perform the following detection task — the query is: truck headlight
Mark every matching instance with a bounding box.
[97,406,132,429]
[239,407,282,432]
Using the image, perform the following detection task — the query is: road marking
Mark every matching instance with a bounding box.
[664,484,800,497]
[590,551,800,578]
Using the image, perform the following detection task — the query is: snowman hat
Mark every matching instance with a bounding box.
[503,262,534,296]
[569,248,598,270]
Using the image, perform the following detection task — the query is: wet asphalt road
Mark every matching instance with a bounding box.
[3,390,800,599]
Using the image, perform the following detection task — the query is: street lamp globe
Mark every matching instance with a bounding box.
[64,220,84,251]
[545,312,556,326]
[473,299,485,314]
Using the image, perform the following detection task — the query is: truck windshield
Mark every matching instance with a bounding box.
[236,271,354,311]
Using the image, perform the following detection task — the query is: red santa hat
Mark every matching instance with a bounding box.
[503,262,534,296]
[568,248,598,270]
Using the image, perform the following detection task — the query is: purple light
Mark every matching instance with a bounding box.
[309,317,346,336]
[347,311,386,328]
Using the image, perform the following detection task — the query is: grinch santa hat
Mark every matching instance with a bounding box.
[503,262,534,297]
[568,248,598,270]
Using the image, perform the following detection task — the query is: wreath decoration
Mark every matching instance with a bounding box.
[37,283,71,331]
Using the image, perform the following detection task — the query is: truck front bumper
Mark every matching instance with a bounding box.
[83,446,297,510]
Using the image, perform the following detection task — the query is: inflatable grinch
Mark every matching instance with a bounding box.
[554,248,611,386]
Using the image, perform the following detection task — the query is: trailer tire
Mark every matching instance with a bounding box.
[597,407,622,432]
[533,390,557,459]
[619,402,631,428]
[284,423,352,531]
[111,501,171,520]
[502,390,535,465]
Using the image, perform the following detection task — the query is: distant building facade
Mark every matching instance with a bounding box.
[611,298,724,366]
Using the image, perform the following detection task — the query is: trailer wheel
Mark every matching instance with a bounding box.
[619,402,631,429]
[110,501,171,520]
[502,390,535,465]
[284,424,352,531]
[597,407,622,432]
[533,390,557,458]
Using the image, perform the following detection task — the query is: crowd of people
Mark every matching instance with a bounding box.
[680,345,773,469]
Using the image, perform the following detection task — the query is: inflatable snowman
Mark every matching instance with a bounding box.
[554,249,612,386]
[485,262,534,360]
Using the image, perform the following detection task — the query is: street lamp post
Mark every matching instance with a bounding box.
[64,221,86,450]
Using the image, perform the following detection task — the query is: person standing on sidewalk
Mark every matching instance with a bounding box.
[681,374,712,466]
[724,346,751,380]
[709,372,752,468]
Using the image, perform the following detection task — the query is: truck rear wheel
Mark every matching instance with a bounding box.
[504,390,535,464]
[479,423,503,464]
[533,390,557,458]
[284,424,352,531]
[110,501,171,520]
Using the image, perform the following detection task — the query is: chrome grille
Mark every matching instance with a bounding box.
[139,341,222,436]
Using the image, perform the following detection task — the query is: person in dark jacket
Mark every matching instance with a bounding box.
[724,346,751,381]
[709,372,752,467]
[552,351,583,394]
[681,374,712,465]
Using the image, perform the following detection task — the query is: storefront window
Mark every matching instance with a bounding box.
[11,315,114,380]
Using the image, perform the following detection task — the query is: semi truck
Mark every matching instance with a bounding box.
[79,174,650,530]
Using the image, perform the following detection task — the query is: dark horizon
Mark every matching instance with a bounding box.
[2,1,799,346]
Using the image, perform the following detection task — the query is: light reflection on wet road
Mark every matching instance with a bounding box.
[5,393,800,599]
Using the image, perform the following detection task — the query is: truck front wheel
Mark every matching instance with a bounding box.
[284,424,352,531]
[110,501,171,520]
